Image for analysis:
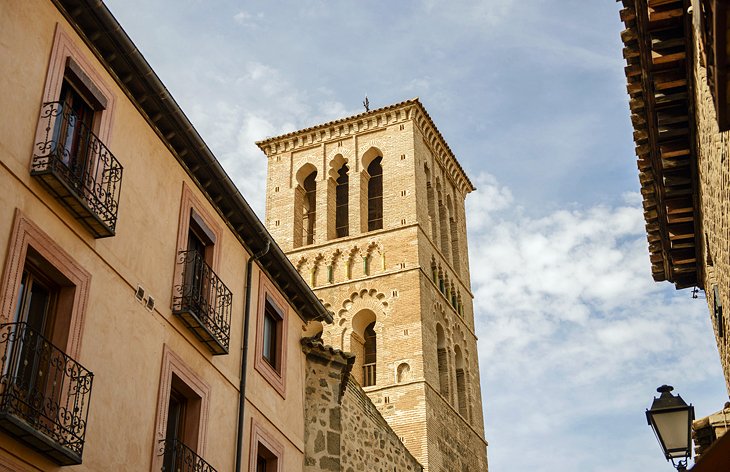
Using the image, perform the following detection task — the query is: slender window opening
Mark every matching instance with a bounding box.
[367,157,383,231]
[455,347,468,420]
[303,172,317,245]
[262,300,282,372]
[436,325,450,401]
[362,322,377,386]
[335,164,349,238]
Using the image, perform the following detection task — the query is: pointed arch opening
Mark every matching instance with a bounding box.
[425,164,438,243]
[436,180,451,260]
[335,162,349,238]
[362,148,383,232]
[303,172,317,245]
[447,195,461,274]
[455,345,468,420]
[351,309,377,387]
[436,324,450,401]
[294,164,318,247]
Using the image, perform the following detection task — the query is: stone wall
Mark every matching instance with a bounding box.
[302,337,423,472]
[691,9,730,393]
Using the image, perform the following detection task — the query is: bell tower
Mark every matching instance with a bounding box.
[258,99,488,472]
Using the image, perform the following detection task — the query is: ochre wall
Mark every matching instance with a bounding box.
[0,0,308,470]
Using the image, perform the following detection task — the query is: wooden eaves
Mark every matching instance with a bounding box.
[618,0,702,289]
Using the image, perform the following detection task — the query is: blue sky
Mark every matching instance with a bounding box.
[104,1,728,470]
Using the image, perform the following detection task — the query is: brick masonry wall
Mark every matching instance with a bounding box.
[692,22,730,393]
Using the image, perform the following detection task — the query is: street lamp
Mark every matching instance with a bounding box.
[646,385,695,471]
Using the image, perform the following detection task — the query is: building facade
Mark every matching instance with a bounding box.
[0,0,334,470]
[616,0,730,468]
[258,99,489,472]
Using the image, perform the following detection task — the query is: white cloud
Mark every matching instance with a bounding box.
[467,174,725,471]
[233,10,263,27]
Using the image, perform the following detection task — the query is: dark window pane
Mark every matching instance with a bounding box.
[303,172,317,244]
[335,164,349,238]
[263,301,280,369]
[367,157,383,231]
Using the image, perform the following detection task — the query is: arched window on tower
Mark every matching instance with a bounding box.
[367,157,383,231]
[425,165,438,243]
[436,324,450,401]
[447,195,461,274]
[335,163,349,238]
[363,322,377,386]
[455,345,469,420]
[351,310,377,387]
[303,171,317,245]
[437,181,451,260]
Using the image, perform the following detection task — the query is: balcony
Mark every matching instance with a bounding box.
[161,439,218,472]
[173,250,232,355]
[31,101,123,238]
[0,322,93,465]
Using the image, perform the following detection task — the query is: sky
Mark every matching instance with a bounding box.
[103,1,728,470]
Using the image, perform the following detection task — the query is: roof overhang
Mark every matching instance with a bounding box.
[618,0,702,289]
[52,0,332,323]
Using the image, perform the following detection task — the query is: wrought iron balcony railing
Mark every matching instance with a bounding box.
[363,363,376,387]
[173,249,232,355]
[0,322,93,465]
[160,438,218,472]
[31,101,123,238]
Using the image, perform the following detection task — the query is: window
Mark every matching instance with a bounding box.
[455,346,469,420]
[335,163,349,238]
[255,274,289,397]
[425,165,438,243]
[30,27,121,238]
[436,324,450,401]
[448,196,461,274]
[256,443,279,472]
[172,185,230,355]
[0,210,92,465]
[248,419,283,472]
[363,321,377,387]
[160,377,216,472]
[714,285,724,338]
[262,301,281,369]
[303,171,317,245]
[152,346,211,472]
[437,183,451,260]
[367,157,383,231]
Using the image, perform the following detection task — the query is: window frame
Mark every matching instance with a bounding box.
[0,209,90,359]
[248,418,284,472]
[35,24,116,158]
[254,272,289,398]
[150,345,210,472]
[172,183,223,305]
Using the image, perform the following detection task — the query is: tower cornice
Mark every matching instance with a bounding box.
[255,98,476,195]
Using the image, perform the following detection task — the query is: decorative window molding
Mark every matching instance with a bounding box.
[248,418,284,472]
[37,23,116,149]
[174,182,223,276]
[151,345,210,472]
[255,272,289,398]
[0,208,90,358]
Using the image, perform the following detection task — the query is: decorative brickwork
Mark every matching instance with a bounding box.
[262,100,488,471]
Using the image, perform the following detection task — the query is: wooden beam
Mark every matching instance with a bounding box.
[648,8,683,22]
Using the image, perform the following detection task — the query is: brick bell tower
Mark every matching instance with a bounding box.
[258,99,488,472]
